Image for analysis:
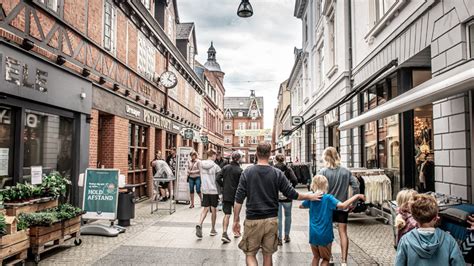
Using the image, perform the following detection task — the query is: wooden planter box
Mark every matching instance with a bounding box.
[0,230,29,265]
[29,215,82,263]
[5,198,58,217]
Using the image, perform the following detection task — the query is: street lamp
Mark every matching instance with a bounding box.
[237,0,253,18]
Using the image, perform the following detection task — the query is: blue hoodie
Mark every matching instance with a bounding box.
[395,228,464,266]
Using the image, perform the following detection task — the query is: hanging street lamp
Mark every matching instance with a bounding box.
[237,0,253,18]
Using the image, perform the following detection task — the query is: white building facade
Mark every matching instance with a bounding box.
[291,0,474,202]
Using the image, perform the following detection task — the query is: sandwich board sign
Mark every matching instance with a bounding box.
[82,169,120,220]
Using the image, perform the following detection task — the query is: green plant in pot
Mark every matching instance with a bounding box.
[0,213,6,236]
[40,172,70,200]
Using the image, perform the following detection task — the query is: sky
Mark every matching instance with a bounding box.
[177,0,302,128]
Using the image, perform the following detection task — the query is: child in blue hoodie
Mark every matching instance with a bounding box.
[395,194,464,266]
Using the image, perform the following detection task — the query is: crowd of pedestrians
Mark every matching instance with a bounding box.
[152,143,468,266]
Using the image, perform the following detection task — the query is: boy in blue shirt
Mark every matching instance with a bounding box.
[300,175,365,266]
[395,194,464,266]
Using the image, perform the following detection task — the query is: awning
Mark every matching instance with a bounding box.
[339,62,474,131]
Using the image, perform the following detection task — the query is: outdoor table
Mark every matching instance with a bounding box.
[151,177,177,215]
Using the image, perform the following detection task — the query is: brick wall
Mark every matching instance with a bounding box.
[433,94,471,200]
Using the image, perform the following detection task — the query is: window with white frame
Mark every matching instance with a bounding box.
[225,112,232,119]
[167,13,174,40]
[39,0,58,12]
[225,136,231,144]
[469,22,474,58]
[239,137,245,146]
[225,122,232,130]
[251,122,258,129]
[318,43,324,86]
[369,0,397,26]
[304,16,308,43]
[238,111,243,117]
[250,136,258,144]
[138,32,156,81]
[239,123,246,130]
[304,60,309,97]
[328,11,335,68]
[141,0,151,11]
[103,0,116,53]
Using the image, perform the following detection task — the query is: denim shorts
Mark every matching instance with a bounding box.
[188,176,201,194]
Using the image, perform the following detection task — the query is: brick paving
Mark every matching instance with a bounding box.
[38,188,396,265]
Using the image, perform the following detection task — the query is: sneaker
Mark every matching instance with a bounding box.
[221,232,231,243]
[210,229,218,236]
[278,238,283,246]
[196,225,203,239]
[284,235,291,243]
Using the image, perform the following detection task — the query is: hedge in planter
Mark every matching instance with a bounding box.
[0,213,6,236]
[17,204,83,229]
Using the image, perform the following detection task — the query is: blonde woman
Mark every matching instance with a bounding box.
[319,147,360,266]
[395,189,418,245]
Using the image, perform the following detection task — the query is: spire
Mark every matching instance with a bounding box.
[204,41,221,72]
[250,90,255,97]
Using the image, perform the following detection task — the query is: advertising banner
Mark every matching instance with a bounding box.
[235,129,272,137]
[82,169,119,220]
[175,147,194,202]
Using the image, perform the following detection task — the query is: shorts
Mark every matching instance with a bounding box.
[202,194,219,208]
[238,217,278,256]
[188,177,201,194]
[222,201,234,215]
[332,209,349,224]
[159,181,169,189]
[311,243,332,260]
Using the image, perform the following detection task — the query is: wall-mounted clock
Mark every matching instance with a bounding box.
[160,71,178,88]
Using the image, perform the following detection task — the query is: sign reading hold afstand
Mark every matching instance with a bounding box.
[82,169,119,220]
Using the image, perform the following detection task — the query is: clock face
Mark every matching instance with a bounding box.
[160,71,178,88]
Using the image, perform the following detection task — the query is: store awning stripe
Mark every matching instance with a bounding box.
[339,62,474,131]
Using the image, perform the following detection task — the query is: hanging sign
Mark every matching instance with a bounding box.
[30,166,43,185]
[235,128,272,137]
[201,135,209,144]
[175,147,193,202]
[291,116,304,127]
[82,169,119,220]
[184,129,194,140]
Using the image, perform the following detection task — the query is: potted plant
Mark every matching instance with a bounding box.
[0,213,6,236]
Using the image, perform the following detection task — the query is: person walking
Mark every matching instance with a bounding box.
[273,154,298,245]
[152,152,174,201]
[214,152,226,211]
[187,151,202,209]
[233,142,321,266]
[319,147,360,266]
[216,151,243,243]
[196,149,221,239]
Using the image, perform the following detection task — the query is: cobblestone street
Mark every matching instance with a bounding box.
[40,188,395,265]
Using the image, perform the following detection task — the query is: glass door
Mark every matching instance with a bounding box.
[0,106,14,188]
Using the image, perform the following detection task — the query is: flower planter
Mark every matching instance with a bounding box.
[29,215,82,263]
[0,229,29,265]
[5,198,58,217]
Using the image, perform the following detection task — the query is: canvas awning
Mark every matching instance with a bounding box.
[339,62,474,131]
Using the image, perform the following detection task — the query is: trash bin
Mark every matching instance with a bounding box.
[117,187,135,227]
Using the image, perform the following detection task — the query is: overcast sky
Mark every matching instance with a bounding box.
[177,0,302,128]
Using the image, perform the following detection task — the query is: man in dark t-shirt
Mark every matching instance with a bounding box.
[233,142,321,266]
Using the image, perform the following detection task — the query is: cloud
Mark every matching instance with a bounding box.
[178,0,301,128]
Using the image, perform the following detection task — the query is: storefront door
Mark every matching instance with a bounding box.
[128,123,149,199]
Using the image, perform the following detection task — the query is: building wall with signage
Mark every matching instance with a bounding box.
[0,0,204,199]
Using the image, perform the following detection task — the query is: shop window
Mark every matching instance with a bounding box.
[414,105,434,192]
[128,123,149,199]
[103,0,116,53]
[23,109,73,180]
[0,106,14,188]
[239,137,245,146]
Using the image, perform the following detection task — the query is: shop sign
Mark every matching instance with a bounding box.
[183,129,194,140]
[4,56,48,93]
[235,128,272,137]
[82,169,119,220]
[172,123,181,131]
[324,108,339,127]
[201,135,209,144]
[143,110,172,130]
[291,116,304,127]
[125,105,141,118]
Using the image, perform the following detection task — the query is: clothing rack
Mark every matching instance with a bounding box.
[348,168,390,224]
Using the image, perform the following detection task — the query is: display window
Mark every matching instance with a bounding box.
[0,106,14,188]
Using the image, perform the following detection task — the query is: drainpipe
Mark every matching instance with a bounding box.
[347,0,354,167]
[165,52,170,113]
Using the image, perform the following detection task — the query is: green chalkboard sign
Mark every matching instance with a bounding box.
[82,169,119,220]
